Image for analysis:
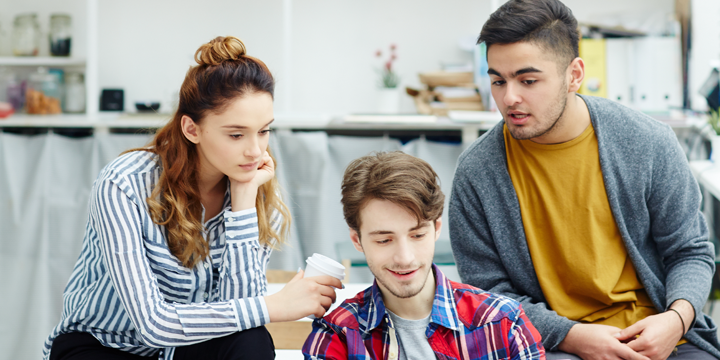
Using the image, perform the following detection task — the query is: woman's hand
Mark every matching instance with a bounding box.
[230,151,274,211]
[265,270,344,322]
[248,151,275,188]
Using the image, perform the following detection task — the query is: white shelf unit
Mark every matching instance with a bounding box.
[1,0,98,117]
[0,57,86,66]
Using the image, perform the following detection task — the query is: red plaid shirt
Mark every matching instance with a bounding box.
[303,265,545,359]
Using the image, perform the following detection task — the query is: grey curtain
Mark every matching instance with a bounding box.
[0,130,463,360]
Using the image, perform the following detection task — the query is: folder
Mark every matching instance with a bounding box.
[579,38,607,98]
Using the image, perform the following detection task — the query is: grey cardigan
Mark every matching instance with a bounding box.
[449,94,720,356]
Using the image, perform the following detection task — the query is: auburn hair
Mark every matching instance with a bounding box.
[340,151,444,235]
[127,36,290,268]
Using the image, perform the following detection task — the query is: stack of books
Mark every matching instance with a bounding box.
[406,71,483,116]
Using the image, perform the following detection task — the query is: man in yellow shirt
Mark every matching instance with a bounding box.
[449,0,720,359]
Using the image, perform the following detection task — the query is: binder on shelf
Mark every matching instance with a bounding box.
[605,38,633,107]
[631,37,682,112]
[579,38,607,98]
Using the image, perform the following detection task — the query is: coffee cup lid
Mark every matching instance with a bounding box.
[306,253,345,279]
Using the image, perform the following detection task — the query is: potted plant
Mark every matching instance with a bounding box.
[375,44,400,113]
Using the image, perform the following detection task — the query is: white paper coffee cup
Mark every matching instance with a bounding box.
[303,253,346,319]
[304,253,346,282]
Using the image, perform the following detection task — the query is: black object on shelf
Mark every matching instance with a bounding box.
[100,89,124,111]
[135,102,160,112]
[699,68,719,112]
[50,38,71,56]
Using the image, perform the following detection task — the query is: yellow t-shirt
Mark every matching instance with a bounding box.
[504,123,659,328]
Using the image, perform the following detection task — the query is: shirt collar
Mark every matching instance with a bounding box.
[361,264,461,335]
[222,178,232,210]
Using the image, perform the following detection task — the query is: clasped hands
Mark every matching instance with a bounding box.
[558,301,692,360]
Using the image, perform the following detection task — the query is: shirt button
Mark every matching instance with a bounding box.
[203,292,208,300]
[204,262,210,269]
[389,351,397,359]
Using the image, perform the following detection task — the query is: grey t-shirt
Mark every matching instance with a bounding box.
[386,309,437,360]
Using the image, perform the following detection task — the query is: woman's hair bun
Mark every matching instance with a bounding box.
[194,36,247,66]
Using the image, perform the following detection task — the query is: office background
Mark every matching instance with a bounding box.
[0,0,719,359]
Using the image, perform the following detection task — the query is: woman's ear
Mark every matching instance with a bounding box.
[181,115,200,144]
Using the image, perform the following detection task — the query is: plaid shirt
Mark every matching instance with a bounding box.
[303,265,545,360]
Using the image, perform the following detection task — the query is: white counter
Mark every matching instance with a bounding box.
[0,112,502,148]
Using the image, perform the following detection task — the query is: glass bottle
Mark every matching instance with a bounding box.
[64,72,85,113]
[12,13,40,56]
[49,14,72,57]
[26,67,62,114]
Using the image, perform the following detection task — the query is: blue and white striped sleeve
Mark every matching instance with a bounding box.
[217,208,271,329]
[93,176,267,348]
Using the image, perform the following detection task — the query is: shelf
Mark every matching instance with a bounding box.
[0,113,168,129]
[0,112,489,147]
[0,112,490,130]
[0,113,332,129]
[0,56,86,67]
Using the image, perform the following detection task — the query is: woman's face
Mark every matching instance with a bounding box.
[183,92,274,184]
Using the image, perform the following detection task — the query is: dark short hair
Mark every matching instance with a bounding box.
[340,151,444,235]
[479,0,579,68]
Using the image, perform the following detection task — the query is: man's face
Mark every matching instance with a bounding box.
[350,199,441,300]
[487,41,571,142]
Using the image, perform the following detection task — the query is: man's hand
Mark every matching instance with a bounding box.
[558,323,650,360]
[614,300,693,360]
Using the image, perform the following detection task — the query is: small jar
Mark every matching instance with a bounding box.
[64,72,85,113]
[49,14,72,57]
[26,67,62,114]
[6,74,25,111]
[13,13,40,56]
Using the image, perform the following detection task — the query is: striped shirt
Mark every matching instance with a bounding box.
[43,150,279,360]
[303,265,546,360]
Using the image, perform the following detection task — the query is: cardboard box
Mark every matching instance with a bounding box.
[406,86,483,116]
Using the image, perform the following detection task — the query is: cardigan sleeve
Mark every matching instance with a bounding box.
[646,126,715,326]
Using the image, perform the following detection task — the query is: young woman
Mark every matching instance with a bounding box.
[43,36,341,360]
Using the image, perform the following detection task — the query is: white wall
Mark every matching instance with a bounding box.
[96,0,286,114]
[92,0,491,116]
[4,0,700,116]
[287,0,487,115]
[689,0,720,111]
